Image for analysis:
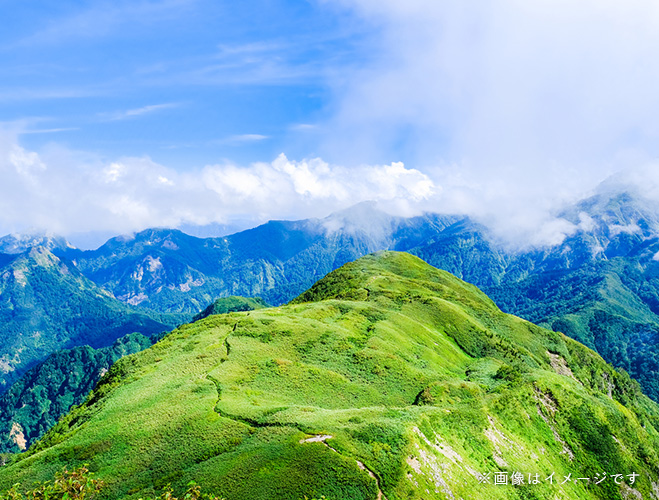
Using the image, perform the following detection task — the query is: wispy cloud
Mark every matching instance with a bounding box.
[99,103,181,121]
[19,128,79,135]
[290,123,318,131]
[0,118,78,136]
[8,0,197,49]
[220,134,270,145]
[216,41,289,58]
[137,34,350,88]
[0,87,101,102]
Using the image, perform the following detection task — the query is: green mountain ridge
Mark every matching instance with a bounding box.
[1,252,658,500]
[5,191,659,472]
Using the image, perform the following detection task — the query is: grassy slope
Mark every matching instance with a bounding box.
[1,252,659,500]
[191,296,269,322]
[0,294,268,455]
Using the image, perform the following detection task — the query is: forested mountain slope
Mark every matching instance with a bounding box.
[0,247,176,393]
[0,333,155,454]
[482,193,659,400]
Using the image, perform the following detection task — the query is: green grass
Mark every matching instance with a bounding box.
[1,251,659,500]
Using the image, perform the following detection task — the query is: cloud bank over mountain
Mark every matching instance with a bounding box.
[4,125,659,250]
[317,0,659,245]
[0,130,435,242]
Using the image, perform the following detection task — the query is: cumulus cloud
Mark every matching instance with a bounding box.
[0,132,436,242]
[3,127,655,249]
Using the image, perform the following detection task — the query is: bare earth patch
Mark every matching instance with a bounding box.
[533,387,574,460]
[299,434,333,444]
[9,422,26,451]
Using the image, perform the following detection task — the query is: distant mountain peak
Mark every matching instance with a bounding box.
[91,228,202,258]
[559,190,659,242]
[320,201,395,236]
[0,232,75,255]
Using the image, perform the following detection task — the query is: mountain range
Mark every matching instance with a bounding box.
[59,192,659,402]
[55,203,458,311]
[1,252,657,500]
[3,190,659,454]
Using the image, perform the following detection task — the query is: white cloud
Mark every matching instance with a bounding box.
[0,134,436,240]
[104,163,126,183]
[325,0,659,168]
[9,146,46,176]
[4,130,651,249]
[598,163,659,201]
[220,134,270,144]
[609,223,642,237]
[313,0,659,247]
[100,103,180,121]
[577,213,596,233]
[272,155,337,198]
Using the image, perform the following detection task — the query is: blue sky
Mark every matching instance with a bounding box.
[1,0,368,166]
[3,0,659,248]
